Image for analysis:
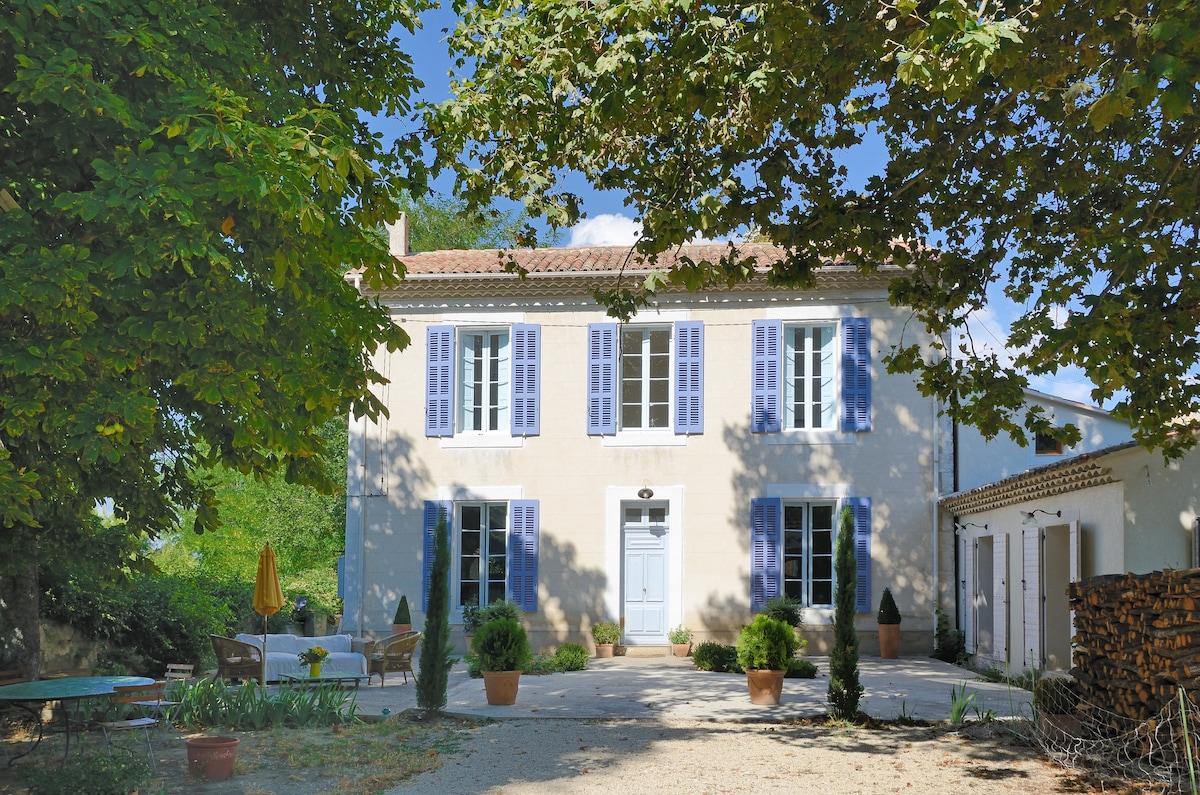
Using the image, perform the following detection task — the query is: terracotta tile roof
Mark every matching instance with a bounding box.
[386,243,844,276]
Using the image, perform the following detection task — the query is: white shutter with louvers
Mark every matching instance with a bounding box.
[993,533,1008,665]
[1023,528,1043,669]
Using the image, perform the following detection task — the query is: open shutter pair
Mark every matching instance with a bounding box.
[586,322,704,435]
[425,325,541,437]
[748,496,871,612]
[421,499,539,613]
[750,318,872,433]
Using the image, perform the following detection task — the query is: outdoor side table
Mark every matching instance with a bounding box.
[0,675,155,764]
[278,672,370,689]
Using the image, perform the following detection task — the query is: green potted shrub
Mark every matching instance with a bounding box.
[591,621,621,658]
[762,594,808,656]
[877,587,901,659]
[393,594,412,634]
[668,625,693,658]
[471,617,532,705]
[736,613,798,705]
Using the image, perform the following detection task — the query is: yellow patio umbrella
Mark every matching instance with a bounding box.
[253,544,285,683]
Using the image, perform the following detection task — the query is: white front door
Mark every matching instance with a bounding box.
[622,503,668,643]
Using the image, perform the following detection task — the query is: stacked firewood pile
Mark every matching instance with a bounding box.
[1069,569,1200,723]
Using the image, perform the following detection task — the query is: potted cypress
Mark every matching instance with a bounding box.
[877,587,901,659]
[471,617,532,705]
[392,594,412,634]
[591,621,621,658]
[736,613,798,705]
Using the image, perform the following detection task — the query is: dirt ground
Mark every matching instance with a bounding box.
[0,713,1156,795]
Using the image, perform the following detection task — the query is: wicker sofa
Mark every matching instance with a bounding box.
[210,633,367,683]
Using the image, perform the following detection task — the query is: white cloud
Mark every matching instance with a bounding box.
[568,214,642,247]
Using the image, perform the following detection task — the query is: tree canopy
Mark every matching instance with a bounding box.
[0,0,426,671]
[429,0,1200,457]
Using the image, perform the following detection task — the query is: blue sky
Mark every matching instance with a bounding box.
[383,6,1100,406]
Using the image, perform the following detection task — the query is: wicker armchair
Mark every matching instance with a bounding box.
[210,635,263,683]
[365,631,421,685]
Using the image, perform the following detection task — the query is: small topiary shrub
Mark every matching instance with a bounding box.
[393,594,411,625]
[785,658,818,679]
[877,587,901,624]
[554,642,589,671]
[479,599,523,625]
[737,614,798,671]
[762,595,804,628]
[692,641,738,673]
[471,617,532,672]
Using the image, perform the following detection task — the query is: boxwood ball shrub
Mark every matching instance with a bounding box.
[553,642,589,671]
[471,618,532,672]
[736,614,798,671]
[785,658,818,679]
[692,641,738,673]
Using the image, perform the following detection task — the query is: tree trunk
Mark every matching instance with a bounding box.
[0,553,40,679]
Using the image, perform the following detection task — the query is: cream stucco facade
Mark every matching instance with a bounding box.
[342,246,952,655]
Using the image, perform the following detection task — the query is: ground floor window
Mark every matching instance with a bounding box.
[782,502,836,607]
[458,502,508,609]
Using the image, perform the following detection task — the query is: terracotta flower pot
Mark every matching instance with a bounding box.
[671,642,691,658]
[187,736,241,782]
[482,670,521,705]
[393,623,412,634]
[745,669,785,705]
[879,623,900,659]
[595,642,614,658]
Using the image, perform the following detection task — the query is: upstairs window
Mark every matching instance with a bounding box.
[752,317,871,434]
[784,324,837,430]
[426,324,539,437]
[620,327,671,429]
[588,321,704,436]
[459,330,509,433]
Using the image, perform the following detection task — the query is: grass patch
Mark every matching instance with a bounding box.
[241,715,474,794]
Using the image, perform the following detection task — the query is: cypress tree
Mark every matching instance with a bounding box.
[827,505,863,720]
[416,509,454,713]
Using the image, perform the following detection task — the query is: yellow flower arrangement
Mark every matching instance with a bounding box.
[298,646,330,665]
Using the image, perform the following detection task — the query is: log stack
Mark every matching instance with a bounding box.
[1069,569,1200,724]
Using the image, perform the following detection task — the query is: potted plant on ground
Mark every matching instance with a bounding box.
[471,617,532,705]
[877,587,901,659]
[736,613,798,705]
[762,594,808,656]
[393,594,412,634]
[591,621,621,658]
[668,625,693,658]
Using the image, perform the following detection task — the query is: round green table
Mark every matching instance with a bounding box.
[0,675,154,764]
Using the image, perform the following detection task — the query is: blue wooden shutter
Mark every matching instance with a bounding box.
[751,319,782,433]
[841,318,871,432]
[422,500,452,611]
[587,323,617,435]
[673,321,704,434]
[508,500,539,612]
[425,326,455,437]
[511,324,540,436]
[750,497,782,612]
[845,497,872,612]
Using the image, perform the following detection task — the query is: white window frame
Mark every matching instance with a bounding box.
[783,322,838,432]
[782,500,838,608]
[458,328,510,434]
[454,501,510,611]
[619,325,672,431]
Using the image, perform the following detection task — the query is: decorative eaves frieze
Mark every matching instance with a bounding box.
[941,457,1119,515]
[354,267,900,301]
